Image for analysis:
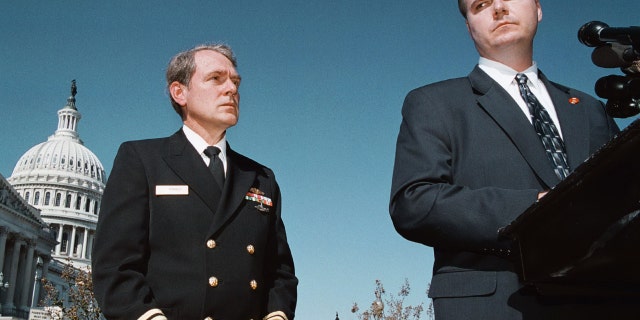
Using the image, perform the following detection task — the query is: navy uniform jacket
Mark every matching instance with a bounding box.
[92,130,297,320]
[389,66,634,319]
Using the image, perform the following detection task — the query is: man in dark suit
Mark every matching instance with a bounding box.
[92,44,297,320]
[390,1,635,319]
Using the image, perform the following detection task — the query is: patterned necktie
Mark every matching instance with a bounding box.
[515,73,571,180]
[204,146,225,189]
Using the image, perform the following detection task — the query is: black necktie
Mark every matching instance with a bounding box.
[204,146,225,189]
[515,73,571,180]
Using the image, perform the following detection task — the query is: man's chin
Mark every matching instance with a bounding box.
[224,116,239,127]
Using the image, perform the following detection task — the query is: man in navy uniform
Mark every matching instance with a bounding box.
[92,44,297,320]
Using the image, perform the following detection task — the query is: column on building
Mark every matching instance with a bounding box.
[55,224,63,255]
[2,236,24,312]
[0,227,9,312]
[33,256,51,308]
[86,230,95,260]
[19,239,35,311]
[81,227,89,259]
[0,227,8,274]
[69,226,77,257]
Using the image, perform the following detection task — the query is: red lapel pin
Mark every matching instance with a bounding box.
[569,97,580,105]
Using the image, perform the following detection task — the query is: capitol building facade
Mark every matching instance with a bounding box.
[7,80,105,269]
[0,80,105,318]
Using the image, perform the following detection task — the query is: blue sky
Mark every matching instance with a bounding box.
[1,1,638,318]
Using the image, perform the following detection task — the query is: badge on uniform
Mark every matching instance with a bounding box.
[155,185,189,196]
[245,188,272,213]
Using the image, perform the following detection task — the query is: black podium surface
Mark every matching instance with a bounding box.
[500,119,640,296]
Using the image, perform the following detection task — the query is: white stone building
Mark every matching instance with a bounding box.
[0,174,56,318]
[7,80,105,269]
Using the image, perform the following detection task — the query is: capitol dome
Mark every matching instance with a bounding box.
[8,80,105,268]
[12,137,105,185]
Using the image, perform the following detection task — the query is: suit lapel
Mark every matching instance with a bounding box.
[469,66,560,188]
[208,146,257,236]
[539,72,589,170]
[162,130,222,213]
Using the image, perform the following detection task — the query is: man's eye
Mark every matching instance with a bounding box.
[475,1,491,10]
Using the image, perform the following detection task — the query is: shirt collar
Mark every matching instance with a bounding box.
[478,57,540,88]
[182,124,228,162]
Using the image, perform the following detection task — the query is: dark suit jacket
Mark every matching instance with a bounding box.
[92,130,297,320]
[390,66,621,319]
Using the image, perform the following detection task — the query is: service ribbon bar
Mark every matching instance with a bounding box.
[245,192,273,207]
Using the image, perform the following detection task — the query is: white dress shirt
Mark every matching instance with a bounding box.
[182,125,228,175]
[478,57,564,138]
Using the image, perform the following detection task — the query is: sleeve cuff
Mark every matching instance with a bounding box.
[263,310,288,320]
[137,308,167,320]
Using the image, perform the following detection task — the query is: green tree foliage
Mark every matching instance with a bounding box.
[351,279,433,320]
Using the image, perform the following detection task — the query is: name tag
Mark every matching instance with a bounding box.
[155,185,189,196]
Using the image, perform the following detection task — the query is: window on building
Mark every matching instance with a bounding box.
[34,191,40,205]
[85,199,91,212]
[76,196,81,210]
[74,234,80,255]
[25,192,30,203]
[61,233,68,253]
[44,192,51,205]
[54,193,61,206]
[65,194,72,208]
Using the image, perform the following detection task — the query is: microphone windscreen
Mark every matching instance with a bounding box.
[591,43,632,68]
[578,21,609,47]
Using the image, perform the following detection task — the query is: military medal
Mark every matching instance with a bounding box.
[245,188,272,213]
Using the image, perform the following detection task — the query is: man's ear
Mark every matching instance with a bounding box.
[536,0,542,22]
[169,81,187,107]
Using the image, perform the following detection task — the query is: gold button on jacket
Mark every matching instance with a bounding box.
[208,277,219,287]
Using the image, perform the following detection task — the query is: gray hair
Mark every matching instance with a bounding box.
[166,44,237,118]
[457,0,467,18]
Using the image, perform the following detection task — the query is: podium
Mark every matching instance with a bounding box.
[500,119,640,297]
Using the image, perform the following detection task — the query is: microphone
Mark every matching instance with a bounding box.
[595,75,640,100]
[578,21,640,47]
[605,99,640,118]
[591,43,640,68]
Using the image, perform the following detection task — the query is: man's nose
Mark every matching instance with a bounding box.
[224,79,238,96]
[493,0,508,15]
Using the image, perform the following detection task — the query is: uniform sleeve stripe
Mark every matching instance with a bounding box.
[137,308,167,320]
[263,310,288,320]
